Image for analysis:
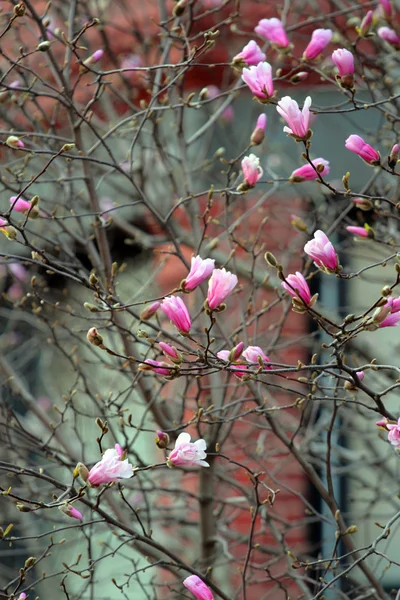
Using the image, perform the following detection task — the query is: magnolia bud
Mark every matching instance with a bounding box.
[155,430,170,449]
[6,135,24,148]
[1,226,17,240]
[37,41,51,52]
[73,462,89,481]
[87,327,104,347]
[388,143,399,170]
[140,301,160,320]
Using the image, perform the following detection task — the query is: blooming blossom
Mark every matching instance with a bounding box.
[290,158,330,182]
[88,445,133,486]
[233,40,266,66]
[276,96,312,139]
[255,18,290,48]
[241,154,263,187]
[241,62,274,101]
[242,346,271,366]
[332,49,355,77]
[303,29,333,60]
[387,418,400,447]
[183,255,215,291]
[207,268,238,309]
[378,297,400,328]
[183,575,214,600]
[161,296,191,333]
[281,272,312,305]
[345,135,380,165]
[377,26,400,46]
[304,230,339,273]
[167,432,209,468]
[251,113,267,145]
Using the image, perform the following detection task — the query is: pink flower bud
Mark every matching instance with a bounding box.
[332,49,355,77]
[276,96,312,140]
[86,327,104,347]
[232,40,266,66]
[377,26,400,45]
[115,443,124,458]
[251,113,267,145]
[389,143,399,169]
[84,49,104,66]
[73,462,89,481]
[290,158,330,182]
[60,504,83,521]
[352,197,373,211]
[183,575,214,600]
[345,135,380,165]
[290,214,308,231]
[167,432,209,468]
[6,135,25,148]
[303,29,333,60]
[88,446,133,486]
[207,268,238,310]
[10,195,31,214]
[140,301,160,320]
[138,359,173,376]
[376,297,400,328]
[241,62,274,101]
[241,154,263,187]
[159,341,181,362]
[161,296,191,333]
[378,0,392,19]
[18,594,27,600]
[281,272,312,305]
[182,255,215,291]
[255,18,290,48]
[290,71,309,84]
[346,226,369,238]
[304,230,339,273]
[242,346,271,367]
[156,430,170,449]
[229,341,244,361]
[358,10,373,37]
[376,418,389,430]
[356,370,364,381]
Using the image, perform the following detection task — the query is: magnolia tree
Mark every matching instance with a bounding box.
[1,0,400,599]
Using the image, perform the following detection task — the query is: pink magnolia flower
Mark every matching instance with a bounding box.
[10,195,31,214]
[304,230,339,273]
[389,143,399,169]
[378,297,400,328]
[242,346,271,366]
[251,113,267,145]
[290,158,330,182]
[346,226,369,238]
[241,154,263,187]
[140,301,160,320]
[61,504,83,520]
[387,418,400,447]
[303,29,333,60]
[281,272,312,304]
[332,49,354,77]
[276,96,312,139]
[167,432,209,468]
[377,26,400,46]
[378,0,392,19]
[161,296,191,333]
[233,40,266,66]
[359,10,373,37]
[138,359,173,376]
[345,135,380,165]
[356,370,365,381]
[18,594,27,600]
[88,445,133,486]
[255,18,290,48]
[207,268,238,309]
[183,255,215,291]
[241,62,274,100]
[183,575,214,600]
[217,341,244,362]
[159,341,181,362]
[84,49,104,66]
